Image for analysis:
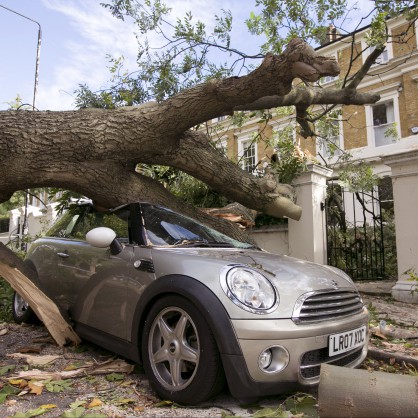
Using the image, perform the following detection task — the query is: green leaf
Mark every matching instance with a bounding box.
[105,373,125,382]
[154,400,174,407]
[12,407,48,418]
[285,393,318,417]
[69,400,86,409]
[0,364,15,376]
[60,407,86,418]
[83,414,107,418]
[0,384,19,403]
[253,406,288,418]
[44,379,72,393]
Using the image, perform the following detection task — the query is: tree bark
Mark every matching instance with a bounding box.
[318,364,418,418]
[0,38,380,227]
[0,243,80,346]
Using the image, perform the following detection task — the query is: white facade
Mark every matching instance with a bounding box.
[0,203,59,248]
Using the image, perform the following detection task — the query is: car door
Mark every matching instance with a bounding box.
[43,205,150,340]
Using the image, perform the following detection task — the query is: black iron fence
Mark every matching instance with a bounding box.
[0,217,8,233]
[326,178,397,281]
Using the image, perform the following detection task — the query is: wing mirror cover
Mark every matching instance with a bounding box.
[86,227,123,255]
[86,227,116,247]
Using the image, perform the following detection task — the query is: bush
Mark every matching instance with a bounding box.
[0,276,13,322]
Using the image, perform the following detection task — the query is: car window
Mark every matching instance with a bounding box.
[141,204,254,249]
[47,205,130,243]
[47,209,86,238]
[70,209,129,242]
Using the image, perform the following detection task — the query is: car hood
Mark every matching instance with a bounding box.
[150,247,357,317]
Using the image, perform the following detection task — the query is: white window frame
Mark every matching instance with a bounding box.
[237,135,258,174]
[414,18,418,50]
[361,33,393,67]
[271,122,296,153]
[365,89,401,148]
[316,116,344,160]
[214,138,228,156]
[212,115,227,123]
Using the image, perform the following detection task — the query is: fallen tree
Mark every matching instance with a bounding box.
[318,364,418,418]
[0,39,382,230]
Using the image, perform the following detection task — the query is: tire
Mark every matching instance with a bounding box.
[12,292,40,324]
[141,295,225,405]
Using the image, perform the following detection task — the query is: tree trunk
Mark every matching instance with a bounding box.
[318,364,418,418]
[0,243,80,346]
[0,38,380,229]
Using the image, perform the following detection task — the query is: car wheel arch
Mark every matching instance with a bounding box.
[131,274,243,361]
[22,259,41,284]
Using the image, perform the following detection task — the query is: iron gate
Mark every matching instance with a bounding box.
[326,178,396,281]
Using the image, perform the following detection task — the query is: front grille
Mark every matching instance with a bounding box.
[300,346,363,379]
[292,290,364,324]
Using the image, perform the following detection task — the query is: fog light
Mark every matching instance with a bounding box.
[258,346,290,374]
[258,349,272,370]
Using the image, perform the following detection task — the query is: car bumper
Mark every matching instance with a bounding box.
[222,308,369,399]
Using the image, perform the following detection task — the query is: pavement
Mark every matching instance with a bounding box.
[354,280,418,367]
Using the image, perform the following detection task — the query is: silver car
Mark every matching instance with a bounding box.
[14,201,369,404]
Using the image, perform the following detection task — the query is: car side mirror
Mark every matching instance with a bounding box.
[86,227,123,255]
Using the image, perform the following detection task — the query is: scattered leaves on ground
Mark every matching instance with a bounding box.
[0,294,416,417]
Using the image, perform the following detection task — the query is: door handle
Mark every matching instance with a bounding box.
[57,252,69,258]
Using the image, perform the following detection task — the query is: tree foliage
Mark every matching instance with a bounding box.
[77,1,418,196]
[83,1,418,107]
[246,0,348,53]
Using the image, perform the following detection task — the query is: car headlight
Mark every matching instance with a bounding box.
[220,265,279,314]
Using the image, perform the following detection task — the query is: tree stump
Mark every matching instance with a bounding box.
[318,363,418,418]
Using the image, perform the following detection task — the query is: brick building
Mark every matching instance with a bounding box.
[208,12,418,177]
[207,11,418,302]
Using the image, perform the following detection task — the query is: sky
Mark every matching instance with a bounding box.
[0,0,374,112]
[0,0,262,111]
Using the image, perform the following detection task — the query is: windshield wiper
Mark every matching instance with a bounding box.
[204,241,236,247]
[172,239,235,248]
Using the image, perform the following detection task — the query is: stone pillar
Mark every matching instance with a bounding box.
[288,164,333,264]
[383,150,418,303]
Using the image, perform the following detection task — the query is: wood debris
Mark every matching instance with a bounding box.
[202,203,257,229]
[7,353,60,366]
[8,358,134,381]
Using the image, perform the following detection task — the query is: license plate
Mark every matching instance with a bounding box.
[329,326,367,357]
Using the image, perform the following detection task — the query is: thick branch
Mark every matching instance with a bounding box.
[0,159,255,242]
[233,87,380,111]
[347,45,386,89]
[143,130,302,220]
[158,38,340,133]
[0,107,301,220]
[295,106,315,138]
